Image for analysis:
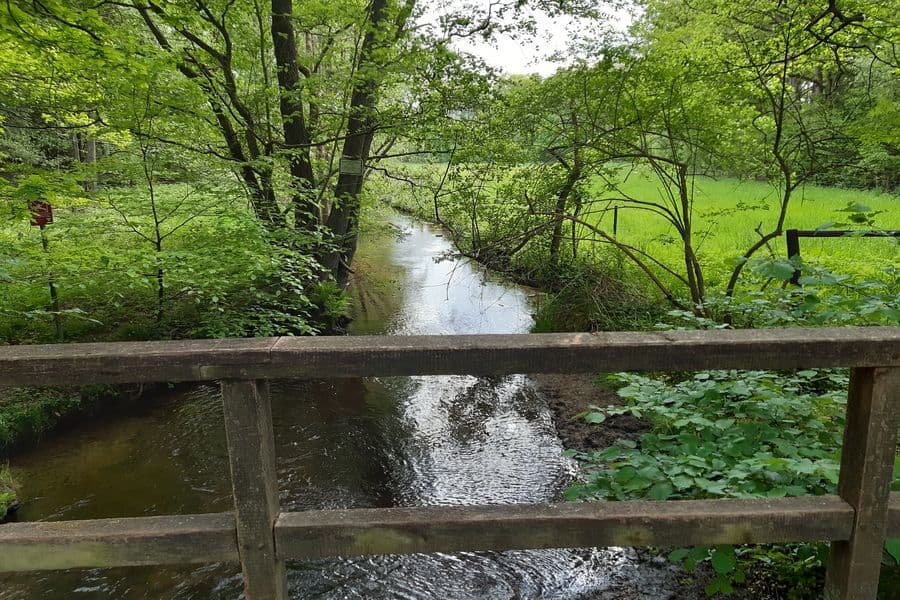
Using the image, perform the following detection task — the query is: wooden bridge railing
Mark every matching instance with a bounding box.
[1,327,898,599]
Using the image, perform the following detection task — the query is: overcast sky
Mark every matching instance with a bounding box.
[422,2,636,76]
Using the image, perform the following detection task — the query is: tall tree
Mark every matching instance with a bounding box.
[3,0,421,285]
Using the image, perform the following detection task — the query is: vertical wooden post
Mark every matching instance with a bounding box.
[221,379,287,600]
[785,229,801,285]
[824,367,900,600]
[39,224,63,341]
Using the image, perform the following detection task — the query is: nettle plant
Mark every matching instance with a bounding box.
[564,368,851,596]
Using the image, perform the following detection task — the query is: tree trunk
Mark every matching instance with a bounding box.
[549,164,582,270]
[271,0,318,233]
[71,133,81,163]
[85,136,97,192]
[322,0,391,285]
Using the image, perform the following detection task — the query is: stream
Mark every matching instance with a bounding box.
[1,214,685,599]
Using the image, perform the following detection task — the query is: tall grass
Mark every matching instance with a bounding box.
[581,172,899,287]
[0,464,19,520]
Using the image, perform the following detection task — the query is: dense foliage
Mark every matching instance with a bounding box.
[566,368,847,595]
[0,0,499,340]
[388,0,899,317]
[2,0,897,340]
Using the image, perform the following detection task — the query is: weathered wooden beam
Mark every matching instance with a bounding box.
[0,327,898,385]
[0,337,277,385]
[824,367,900,600]
[0,495,864,574]
[275,496,853,559]
[0,513,237,572]
[221,380,287,600]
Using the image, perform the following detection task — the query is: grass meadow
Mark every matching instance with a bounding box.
[388,162,898,290]
[579,172,899,288]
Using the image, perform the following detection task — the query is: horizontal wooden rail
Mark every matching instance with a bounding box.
[5,492,900,574]
[0,496,857,572]
[275,496,854,558]
[0,513,237,572]
[0,327,898,385]
[788,230,900,238]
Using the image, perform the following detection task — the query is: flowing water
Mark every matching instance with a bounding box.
[1,214,684,599]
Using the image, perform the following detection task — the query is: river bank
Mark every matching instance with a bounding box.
[533,374,646,452]
[0,465,17,521]
[0,384,146,457]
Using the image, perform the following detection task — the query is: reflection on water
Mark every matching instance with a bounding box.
[1,214,670,599]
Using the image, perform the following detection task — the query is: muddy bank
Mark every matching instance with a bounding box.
[532,373,647,453]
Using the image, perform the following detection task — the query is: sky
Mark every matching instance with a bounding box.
[422,1,636,76]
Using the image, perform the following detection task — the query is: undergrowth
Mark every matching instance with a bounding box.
[565,369,849,596]
[0,385,118,454]
[0,463,17,520]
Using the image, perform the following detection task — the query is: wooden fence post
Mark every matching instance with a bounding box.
[221,379,287,600]
[824,367,900,600]
[785,229,801,285]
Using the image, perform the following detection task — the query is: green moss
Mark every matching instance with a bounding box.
[0,463,19,520]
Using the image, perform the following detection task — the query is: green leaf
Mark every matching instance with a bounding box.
[798,294,821,312]
[584,412,606,424]
[671,474,694,489]
[704,575,734,596]
[668,548,690,563]
[623,476,653,491]
[614,466,637,483]
[754,259,797,281]
[596,446,622,460]
[649,482,673,500]
[710,545,736,575]
[798,273,842,286]
[885,539,900,565]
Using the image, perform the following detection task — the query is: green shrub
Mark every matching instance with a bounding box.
[565,368,850,595]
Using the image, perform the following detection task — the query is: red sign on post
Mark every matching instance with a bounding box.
[29,200,53,227]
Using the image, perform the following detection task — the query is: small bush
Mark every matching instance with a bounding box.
[532,262,666,332]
